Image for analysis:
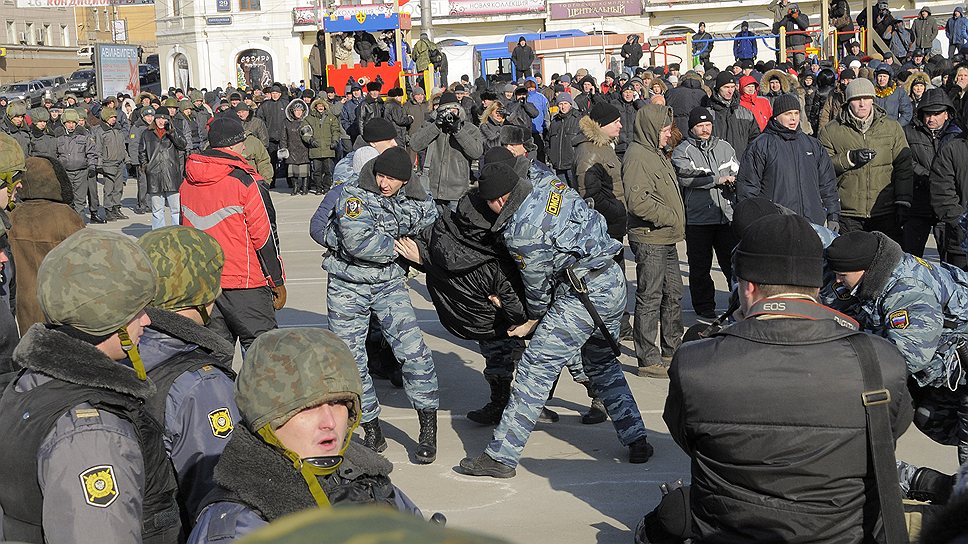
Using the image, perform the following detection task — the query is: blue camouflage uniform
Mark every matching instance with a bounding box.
[822,232,968,462]
[484,174,647,467]
[322,159,440,422]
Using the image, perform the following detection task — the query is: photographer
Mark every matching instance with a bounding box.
[410,91,484,210]
[503,87,539,135]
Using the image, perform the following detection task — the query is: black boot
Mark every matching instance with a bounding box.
[579,380,608,425]
[908,467,955,503]
[113,206,128,220]
[458,453,515,478]
[466,376,511,425]
[89,211,107,224]
[300,178,309,195]
[360,419,387,453]
[414,409,437,464]
[104,207,118,222]
[629,437,654,464]
[290,179,297,196]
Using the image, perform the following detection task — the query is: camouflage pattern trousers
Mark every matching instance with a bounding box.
[327,276,439,423]
[485,263,648,467]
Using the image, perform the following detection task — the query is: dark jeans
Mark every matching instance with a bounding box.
[630,241,684,367]
[310,157,334,193]
[684,224,736,314]
[208,286,278,352]
[935,220,968,270]
[901,215,936,258]
[839,214,902,245]
[478,337,526,380]
[532,131,546,164]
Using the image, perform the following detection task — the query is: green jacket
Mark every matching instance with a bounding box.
[412,38,436,72]
[622,105,685,245]
[301,98,342,159]
[243,133,273,182]
[819,105,912,219]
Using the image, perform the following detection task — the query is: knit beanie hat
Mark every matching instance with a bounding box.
[555,93,575,106]
[845,78,876,101]
[138,226,225,312]
[772,93,801,117]
[825,231,880,272]
[688,107,713,129]
[482,146,515,166]
[734,214,823,287]
[237,327,362,432]
[589,101,620,126]
[731,197,781,238]
[362,118,397,143]
[38,229,158,336]
[714,71,735,90]
[477,162,520,200]
[208,117,246,148]
[439,92,459,105]
[372,146,413,182]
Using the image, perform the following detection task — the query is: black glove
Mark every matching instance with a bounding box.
[848,148,877,167]
[87,166,97,177]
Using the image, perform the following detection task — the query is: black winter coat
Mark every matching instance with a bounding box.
[666,310,912,543]
[546,109,582,170]
[139,127,187,194]
[615,97,645,156]
[930,133,968,224]
[281,119,310,165]
[574,92,604,115]
[736,118,840,224]
[702,92,761,159]
[666,77,707,136]
[416,192,527,340]
[621,37,643,67]
[255,99,287,146]
[905,111,962,218]
[511,44,535,72]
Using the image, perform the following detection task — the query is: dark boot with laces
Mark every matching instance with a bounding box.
[578,380,608,425]
[458,453,516,478]
[414,408,437,464]
[360,418,387,453]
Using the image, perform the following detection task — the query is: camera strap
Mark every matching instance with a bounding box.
[745,297,859,331]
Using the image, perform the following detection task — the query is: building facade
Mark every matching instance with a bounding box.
[0,3,80,83]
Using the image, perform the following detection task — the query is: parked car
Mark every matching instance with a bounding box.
[139,64,161,95]
[0,81,45,107]
[35,76,68,101]
[66,69,97,95]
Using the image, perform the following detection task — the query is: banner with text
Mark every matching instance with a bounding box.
[549,0,641,19]
[448,0,544,17]
[95,43,140,99]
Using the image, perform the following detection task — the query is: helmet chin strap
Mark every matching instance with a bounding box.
[117,327,146,380]
[193,304,211,326]
[258,425,334,508]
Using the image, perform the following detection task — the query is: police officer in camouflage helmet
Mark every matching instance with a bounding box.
[138,226,240,531]
[0,229,181,543]
[188,327,420,544]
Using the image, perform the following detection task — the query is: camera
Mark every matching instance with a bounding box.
[436,109,459,133]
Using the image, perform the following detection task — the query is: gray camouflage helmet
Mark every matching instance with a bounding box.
[38,229,157,336]
[236,327,362,433]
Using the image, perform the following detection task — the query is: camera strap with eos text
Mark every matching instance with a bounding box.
[745,297,860,331]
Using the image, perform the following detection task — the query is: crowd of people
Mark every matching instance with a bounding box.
[2,3,968,542]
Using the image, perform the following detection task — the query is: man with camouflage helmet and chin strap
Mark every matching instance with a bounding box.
[0,229,181,543]
[138,226,240,533]
[57,107,104,224]
[187,327,420,543]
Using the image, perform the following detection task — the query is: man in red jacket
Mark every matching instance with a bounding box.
[180,115,286,350]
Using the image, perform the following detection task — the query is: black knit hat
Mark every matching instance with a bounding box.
[483,146,515,166]
[208,116,246,148]
[372,147,413,182]
[362,118,397,143]
[771,93,800,117]
[478,162,520,200]
[825,231,879,272]
[734,214,823,287]
[439,92,459,105]
[688,107,713,129]
[731,197,781,238]
[589,102,620,126]
[714,71,736,90]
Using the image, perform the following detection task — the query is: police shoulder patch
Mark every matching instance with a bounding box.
[344,196,364,219]
[914,256,933,270]
[889,309,909,329]
[546,191,562,216]
[551,179,567,192]
[512,253,526,270]
[79,465,119,508]
[208,408,234,439]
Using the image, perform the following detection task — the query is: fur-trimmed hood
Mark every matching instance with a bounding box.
[12,323,155,399]
[905,71,932,95]
[574,114,614,148]
[761,69,794,94]
[650,78,669,95]
[680,71,713,97]
[855,232,905,301]
[144,307,235,366]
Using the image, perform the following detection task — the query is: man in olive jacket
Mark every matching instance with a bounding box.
[622,104,685,378]
[819,78,912,244]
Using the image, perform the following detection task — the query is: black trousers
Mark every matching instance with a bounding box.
[684,224,736,315]
[901,215,936,258]
[840,214,902,245]
[208,286,278,351]
[310,157,334,193]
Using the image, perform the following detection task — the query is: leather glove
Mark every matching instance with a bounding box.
[827,220,840,234]
[271,285,287,310]
[848,148,877,167]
